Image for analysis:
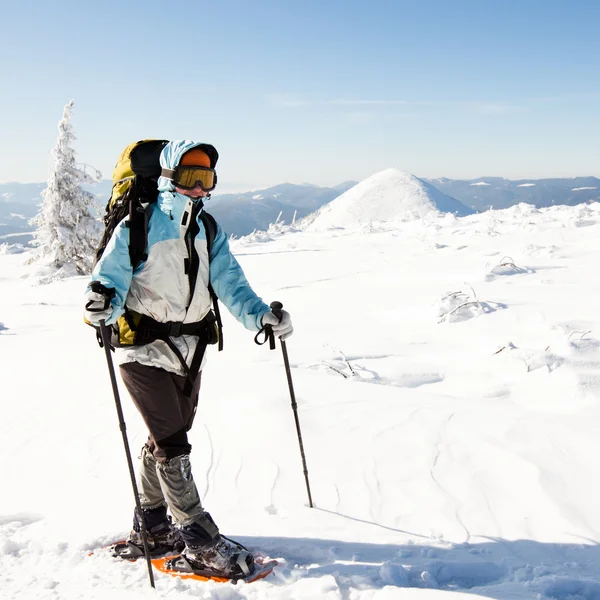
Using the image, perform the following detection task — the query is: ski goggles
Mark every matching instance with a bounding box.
[162,166,218,192]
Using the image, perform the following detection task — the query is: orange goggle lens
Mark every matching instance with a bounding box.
[174,166,217,191]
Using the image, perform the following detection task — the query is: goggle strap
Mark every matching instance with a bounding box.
[161,168,176,179]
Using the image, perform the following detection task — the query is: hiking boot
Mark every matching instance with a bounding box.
[122,520,184,557]
[182,535,255,578]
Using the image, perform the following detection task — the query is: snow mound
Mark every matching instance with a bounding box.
[304,168,474,230]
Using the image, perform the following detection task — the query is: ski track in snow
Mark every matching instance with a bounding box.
[428,412,472,545]
[2,202,600,599]
[233,457,244,495]
[202,423,215,499]
[267,462,281,515]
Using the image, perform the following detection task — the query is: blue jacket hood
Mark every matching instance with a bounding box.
[157,140,211,214]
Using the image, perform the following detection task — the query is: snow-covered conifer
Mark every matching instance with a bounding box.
[29,100,102,280]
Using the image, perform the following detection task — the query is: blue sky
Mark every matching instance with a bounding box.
[2,0,599,190]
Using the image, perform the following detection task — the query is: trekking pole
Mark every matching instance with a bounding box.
[269,301,314,508]
[98,321,155,588]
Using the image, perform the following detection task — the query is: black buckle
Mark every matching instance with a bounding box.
[167,322,183,336]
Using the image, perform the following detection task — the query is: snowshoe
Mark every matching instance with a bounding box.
[153,553,277,584]
[163,535,254,580]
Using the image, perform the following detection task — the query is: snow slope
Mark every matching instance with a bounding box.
[2,201,600,599]
[305,168,474,230]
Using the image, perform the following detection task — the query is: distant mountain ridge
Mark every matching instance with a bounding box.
[425,176,600,211]
[1,175,599,244]
[206,181,357,236]
[0,180,358,242]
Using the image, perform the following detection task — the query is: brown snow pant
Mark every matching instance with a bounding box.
[120,361,201,462]
[119,361,218,536]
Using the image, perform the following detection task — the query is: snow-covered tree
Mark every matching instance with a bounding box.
[29,100,102,280]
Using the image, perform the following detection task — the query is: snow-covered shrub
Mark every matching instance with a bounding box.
[484,256,534,282]
[437,286,505,323]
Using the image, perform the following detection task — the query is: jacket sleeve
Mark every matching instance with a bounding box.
[88,220,134,325]
[209,223,270,331]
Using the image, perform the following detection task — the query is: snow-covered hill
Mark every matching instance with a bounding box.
[305,168,474,230]
[2,202,600,599]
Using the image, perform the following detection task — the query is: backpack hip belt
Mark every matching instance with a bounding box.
[134,311,218,347]
[136,311,218,395]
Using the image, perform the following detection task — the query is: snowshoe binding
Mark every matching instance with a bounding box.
[113,520,184,560]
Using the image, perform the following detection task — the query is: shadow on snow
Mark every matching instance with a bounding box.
[234,528,600,599]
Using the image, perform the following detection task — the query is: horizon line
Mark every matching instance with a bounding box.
[2,173,599,190]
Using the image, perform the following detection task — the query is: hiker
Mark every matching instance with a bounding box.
[84,140,293,578]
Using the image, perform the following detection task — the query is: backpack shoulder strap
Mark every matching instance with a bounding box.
[199,209,223,351]
[126,175,160,270]
[200,210,217,259]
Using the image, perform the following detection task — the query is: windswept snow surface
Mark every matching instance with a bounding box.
[305,169,474,230]
[2,202,600,599]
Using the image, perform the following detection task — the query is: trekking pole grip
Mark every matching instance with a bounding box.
[266,301,284,350]
[270,300,283,318]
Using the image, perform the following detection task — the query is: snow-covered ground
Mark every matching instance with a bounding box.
[2,201,600,599]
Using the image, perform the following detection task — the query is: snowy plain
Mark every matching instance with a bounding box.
[1,192,600,599]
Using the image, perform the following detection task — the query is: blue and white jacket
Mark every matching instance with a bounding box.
[90,140,270,375]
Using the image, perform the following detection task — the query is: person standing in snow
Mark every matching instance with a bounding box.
[84,140,293,578]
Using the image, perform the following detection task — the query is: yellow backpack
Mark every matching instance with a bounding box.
[93,139,169,270]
